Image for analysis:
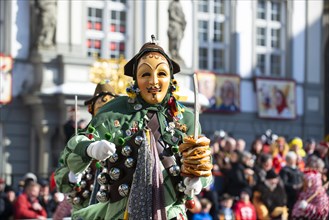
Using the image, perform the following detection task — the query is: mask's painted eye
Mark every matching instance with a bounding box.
[141,72,151,77]
[158,71,167,77]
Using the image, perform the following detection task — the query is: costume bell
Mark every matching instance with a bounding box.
[55,38,212,220]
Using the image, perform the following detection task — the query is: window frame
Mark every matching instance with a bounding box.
[254,0,286,77]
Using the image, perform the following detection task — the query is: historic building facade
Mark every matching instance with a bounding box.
[0,0,327,184]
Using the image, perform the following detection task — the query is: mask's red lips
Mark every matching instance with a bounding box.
[147,86,161,93]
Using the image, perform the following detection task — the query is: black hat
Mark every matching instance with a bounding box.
[84,81,118,105]
[241,187,252,198]
[266,169,278,179]
[124,37,180,79]
[220,193,234,201]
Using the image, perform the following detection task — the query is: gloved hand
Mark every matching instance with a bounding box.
[299,200,308,209]
[68,171,82,184]
[86,140,116,161]
[184,177,202,196]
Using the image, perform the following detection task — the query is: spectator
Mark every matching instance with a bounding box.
[218,193,235,220]
[233,188,257,220]
[289,137,306,171]
[38,179,58,218]
[236,139,246,152]
[312,141,329,180]
[217,137,236,175]
[304,138,316,162]
[271,137,289,174]
[253,169,288,220]
[225,151,256,197]
[249,138,263,164]
[63,107,77,143]
[279,151,304,214]
[0,178,15,220]
[254,153,273,184]
[193,198,213,220]
[14,182,47,219]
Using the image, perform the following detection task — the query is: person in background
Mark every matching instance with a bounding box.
[193,198,213,220]
[289,137,306,171]
[225,151,256,197]
[38,179,58,218]
[14,182,47,220]
[312,141,329,181]
[254,153,273,184]
[304,138,316,163]
[236,138,246,152]
[0,178,15,220]
[218,193,235,220]
[249,138,263,164]
[271,137,289,174]
[63,106,78,143]
[253,169,288,220]
[279,151,304,215]
[233,188,257,220]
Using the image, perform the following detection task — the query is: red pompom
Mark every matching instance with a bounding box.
[185,198,195,209]
[88,134,93,140]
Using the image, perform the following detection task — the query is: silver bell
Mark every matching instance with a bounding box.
[124,158,135,168]
[118,184,130,197]
[97,172,111,185]
[134,136,144,145]
[121,145,132,156]
[169,165,181,176]
[109,167,121,181]
[176,181,186,192]
[82,190,90,199]
[99,160,107,167]
[86,173,93,180]
[96,190,110,203]
[66,195,73,203]
[89,184,94,191]
[72,196,81,205]
[109,153,119,163]
[80,180,87,188]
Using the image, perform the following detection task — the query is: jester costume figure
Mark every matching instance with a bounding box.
[55,40,212,220]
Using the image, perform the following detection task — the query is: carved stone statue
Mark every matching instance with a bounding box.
[34,0,57,49]
[167,0,186,65]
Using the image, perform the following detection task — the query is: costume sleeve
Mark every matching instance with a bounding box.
[55,134,93,193]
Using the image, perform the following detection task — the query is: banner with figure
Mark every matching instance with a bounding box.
[197,72,240,113]
[255,77,296,120]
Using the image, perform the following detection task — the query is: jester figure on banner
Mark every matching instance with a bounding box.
[55,36,213,220]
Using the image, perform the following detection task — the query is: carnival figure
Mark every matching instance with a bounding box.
[55,37,213,220]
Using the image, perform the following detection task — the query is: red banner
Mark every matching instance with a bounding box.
[0,54,13,104]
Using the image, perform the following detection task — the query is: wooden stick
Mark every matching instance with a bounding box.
[75,95,78,135]
[306,181,329,203]
[193,73,199,140]
[191,73,200,199]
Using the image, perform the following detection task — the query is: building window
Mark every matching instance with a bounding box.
[86,1,127,59]
[255,0,286,76]
[87,8,103,30]
[198,0,229,72]
[87,39,102,57]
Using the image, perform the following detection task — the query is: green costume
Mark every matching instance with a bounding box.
[55,40,212,220]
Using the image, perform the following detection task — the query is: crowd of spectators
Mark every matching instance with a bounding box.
[0,172,66,220]
[188,129,329,220]
[1,129,329,220]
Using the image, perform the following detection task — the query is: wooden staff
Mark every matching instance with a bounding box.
[306,181,329,203]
